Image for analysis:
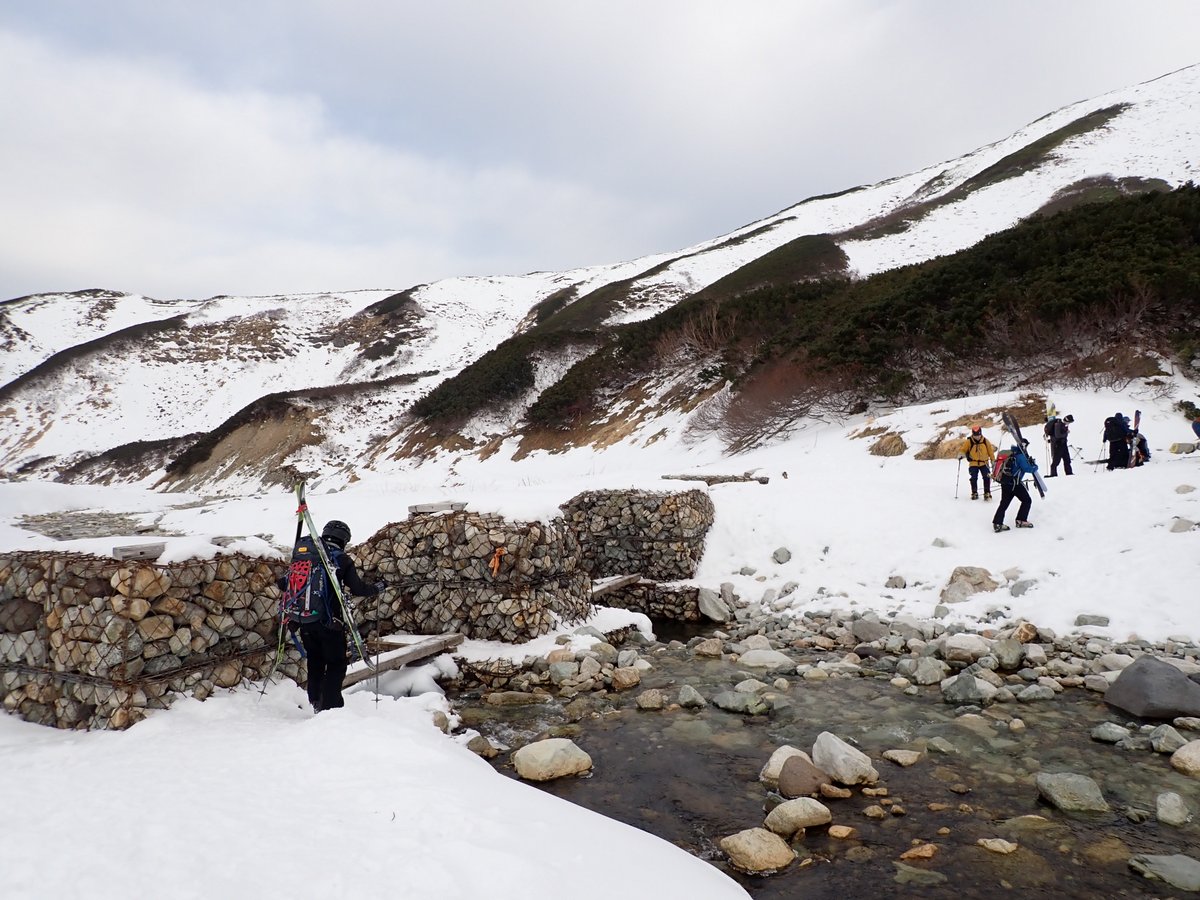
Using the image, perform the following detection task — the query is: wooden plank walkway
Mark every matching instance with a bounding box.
[342,633,464,688]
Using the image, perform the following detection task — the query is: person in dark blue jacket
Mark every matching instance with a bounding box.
[992,442,1037,533]
[1192,416,1200,442]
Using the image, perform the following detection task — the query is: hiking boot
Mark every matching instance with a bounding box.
[1015,520,1034,528]
[984,492,992,500]
[993,523,1010,533]
[970,492,979,500]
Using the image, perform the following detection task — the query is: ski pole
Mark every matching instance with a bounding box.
[1093,442,1106,472]
[955,456,962,499]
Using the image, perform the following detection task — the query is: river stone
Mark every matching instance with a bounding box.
[1171,741,1200,777]
[692,638,724,658]
[1074,614,1110,627]
[1157,792,1192,826]
[765,797,832,838]
[940,566,998,604]
[812,731,878,785]
[1091,722,1132,743]
[1151,724,1188,753]
[893,862,947,886]
[712,691,770,715]
[737,649,795,670]
[778,755,831,798]
[1035,773,1109,813]
[608,667,639,691]
[912,657,950,685]
[851,618,888,643]
[942,632,992,662]
[992,638,1023,670]
[977,838,1019,854]
[720,827,794,874]
[1017,684,1056,702]
[1105,656,1200,719]
[697,588,732,623]
[1129,854,1200,892]
[677,684,705,708]
[772,547,792,565]
[883,749,922,767]
[941,673,997,705]
[761,745,805,784]
[511,738,592,781]
[635,688,666,710]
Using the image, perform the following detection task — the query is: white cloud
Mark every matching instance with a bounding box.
[0,29,674,299]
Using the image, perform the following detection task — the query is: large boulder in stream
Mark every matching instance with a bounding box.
[511,738,593,781]
[1104,656,1200,719]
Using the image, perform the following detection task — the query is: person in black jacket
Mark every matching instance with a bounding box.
[1104,412,1131,470]
[1045,414,1074,476]
[281,519,383,712]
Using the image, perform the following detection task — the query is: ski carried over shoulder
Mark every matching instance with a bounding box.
[1001,411,1049,498]
[293,481,374,669]
[1126,409,1142,469]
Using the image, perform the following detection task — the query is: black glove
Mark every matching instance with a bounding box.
[373,580,386,594]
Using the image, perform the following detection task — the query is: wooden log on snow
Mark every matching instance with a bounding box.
[342,633,465,688]
[591,573,643,599]
[661,472,768,485]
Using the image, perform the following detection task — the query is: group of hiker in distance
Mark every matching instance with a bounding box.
[958,407,1155,534]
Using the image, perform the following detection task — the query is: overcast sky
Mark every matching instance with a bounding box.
[2,1,1198,302]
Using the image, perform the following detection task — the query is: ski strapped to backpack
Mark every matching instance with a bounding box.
[1000,411,1049,498]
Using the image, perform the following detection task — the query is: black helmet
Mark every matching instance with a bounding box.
[322,520,351,547]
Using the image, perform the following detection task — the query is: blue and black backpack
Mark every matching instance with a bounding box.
[282,536,344,628]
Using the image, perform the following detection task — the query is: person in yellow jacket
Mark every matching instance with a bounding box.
[959,425,997,500]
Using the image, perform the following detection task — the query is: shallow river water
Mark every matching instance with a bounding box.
[455,629,1200,898]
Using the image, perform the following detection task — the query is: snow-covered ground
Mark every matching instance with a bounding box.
[2,381,1199,898]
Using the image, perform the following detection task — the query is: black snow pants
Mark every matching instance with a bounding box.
[993,477,1032,526]
[300,625,348,711]
[1050,438,1072,475]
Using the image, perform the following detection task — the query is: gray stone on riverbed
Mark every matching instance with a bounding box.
[1017,684,1057,702]
[1105,656,1200,719]
[1157,792,1192,826]
[1091,722,1132,743]
[812,731,879,785]
[764,797,832,838]
[941,672,997,705]
[698,587,732,623]
[1151,724,1188,754]
[712,690,770,715]
[893,862,947,886]
[1129,854,1200,892]
[1035,772,1110,813]
[736,648,795,670]
[677,684,706,709]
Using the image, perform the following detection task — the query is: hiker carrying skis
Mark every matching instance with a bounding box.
[1103,412,1131,469]
[959,425,997,500]
[993,440,1038,533]
[1044,414,1074,477]
[280,519,383,712]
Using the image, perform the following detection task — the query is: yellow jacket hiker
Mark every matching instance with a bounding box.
[959,426,997,500]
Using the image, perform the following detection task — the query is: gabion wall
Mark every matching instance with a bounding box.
[354,510,591,643]
[0,551,284,730]
[559,489,715,581]
[598,581,701,622]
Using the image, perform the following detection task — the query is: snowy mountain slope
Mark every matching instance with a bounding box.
[1,64,1197,487]
[0,289,204,386]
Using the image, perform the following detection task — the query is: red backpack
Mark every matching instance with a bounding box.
[991,451,1009,482]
